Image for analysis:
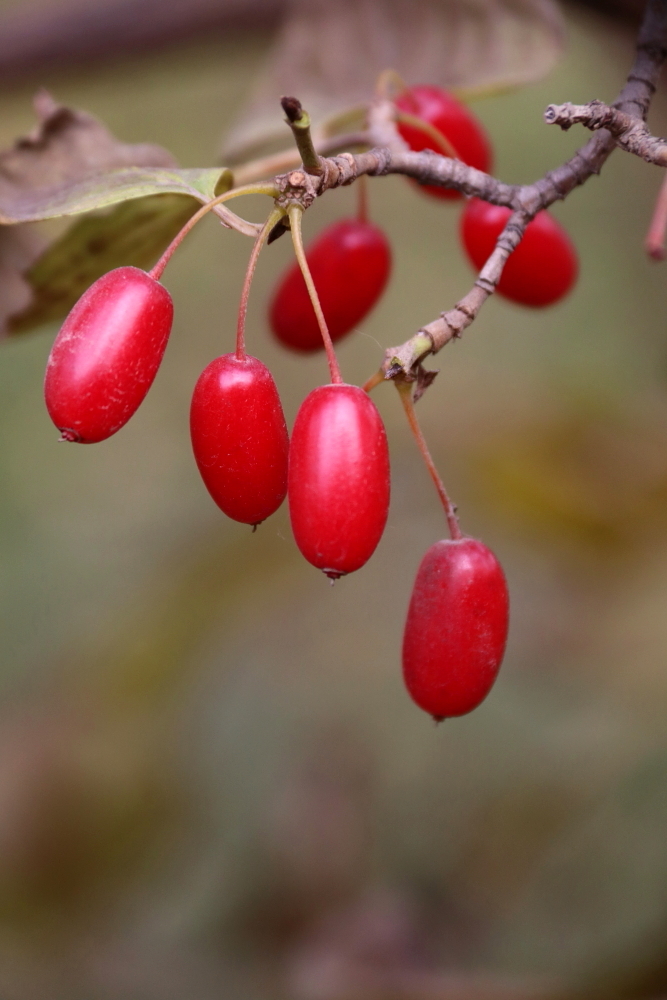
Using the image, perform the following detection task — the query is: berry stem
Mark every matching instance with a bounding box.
[396,378,462,540]
[236,207,286,359]
[394,110,461,161]
[149,183,279,281]
[362,368,385,394]
[288,204,343,384]
[646,170,667,260]
[357,173,369,223]
[375,69,408,100]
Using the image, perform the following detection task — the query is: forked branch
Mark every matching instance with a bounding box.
[545,99,667,165]
[274,0,667,387]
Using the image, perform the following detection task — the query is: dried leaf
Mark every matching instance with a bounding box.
[0,91,231,223]
[222,0,566,163]
[7,195,198,336]
[0,93,233,335]
[413,364,439,402]
[0,225,49,334]
[0,90,176,219]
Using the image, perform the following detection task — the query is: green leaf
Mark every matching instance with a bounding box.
[0,165,232,224]
[7,194,205,335]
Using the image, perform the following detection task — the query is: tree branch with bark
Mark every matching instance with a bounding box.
[269,0,667,390]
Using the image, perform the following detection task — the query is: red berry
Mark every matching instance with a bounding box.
[44,266,173,443]
[460,198,578,307]
[190,354,289,525]
[269,218,391,352]
[402,538,509,720]
[395,85,493,201]
[288,384,390,578]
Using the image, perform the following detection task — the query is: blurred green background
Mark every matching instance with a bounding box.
[2,4,667,998]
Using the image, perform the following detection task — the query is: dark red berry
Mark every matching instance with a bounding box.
[402,538,509,720]
[44,266,173,443]
[460,198,578,307]
[269,218,391,352]
[190,354,289,525]
[288,384,390,578]
[395,85,493,201]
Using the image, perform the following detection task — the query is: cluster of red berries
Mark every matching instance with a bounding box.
[264,86,578,362]
[395,85,579,309]
[41,82,580,722]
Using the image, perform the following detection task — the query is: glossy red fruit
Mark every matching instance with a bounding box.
[460,198,578,307]
[44,266,173,443]
[190,354,289,525]
[402,538,509,720]
[269,218,391,352]
[288,384,390,578]
[395,85,493,201]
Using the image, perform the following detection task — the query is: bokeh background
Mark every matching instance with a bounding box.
[1,2,667,997]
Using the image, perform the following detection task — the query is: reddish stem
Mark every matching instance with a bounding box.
[362,368,385,394]
[149,183,277,282]
[646,170,667,260]
[288,204,343,384]
[236,208,284,359]
[357,173,369,223]
[396,379,462,540]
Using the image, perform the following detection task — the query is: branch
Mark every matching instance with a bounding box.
[545,99,667,165]
[379,0,667,377]
[270,0,667,384]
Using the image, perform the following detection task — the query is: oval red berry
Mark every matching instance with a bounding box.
[395,85,493,201]
[460,198,578,307]
[269,218,391,352]
[402,538,509,719]
[44,266,173,443]
[190,353,289,525]
[288,384,390,578]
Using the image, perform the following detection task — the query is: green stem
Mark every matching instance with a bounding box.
[281,96,323,176]
[149,183,279,281]
[236,207,285,359]
[394,109,460,161]
[396,379,462,540]
[288,204,342,385]
[375,69,408,100]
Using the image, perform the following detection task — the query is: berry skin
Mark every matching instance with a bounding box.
[44,266,173,443]
[288,384,390,578]
[460,198,578,307]
[269,218,391,352]
[395,85,493,201]
[190,354,289,526]
[402,538,509,720]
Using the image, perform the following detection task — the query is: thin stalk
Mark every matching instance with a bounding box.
[236,207,285,359]
[396,379,462,540]
[281,96,323,176]
[357,173,369,223]
[232,131,371,186]
[288,204,342,384]
[150,183,279,281]
[394,110,460,160]
[362,368,385,394]
[646,170,667,260]
[375,69,408,100]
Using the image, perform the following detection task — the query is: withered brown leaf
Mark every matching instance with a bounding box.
[222,0,566,163]
[0,90,176,224]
